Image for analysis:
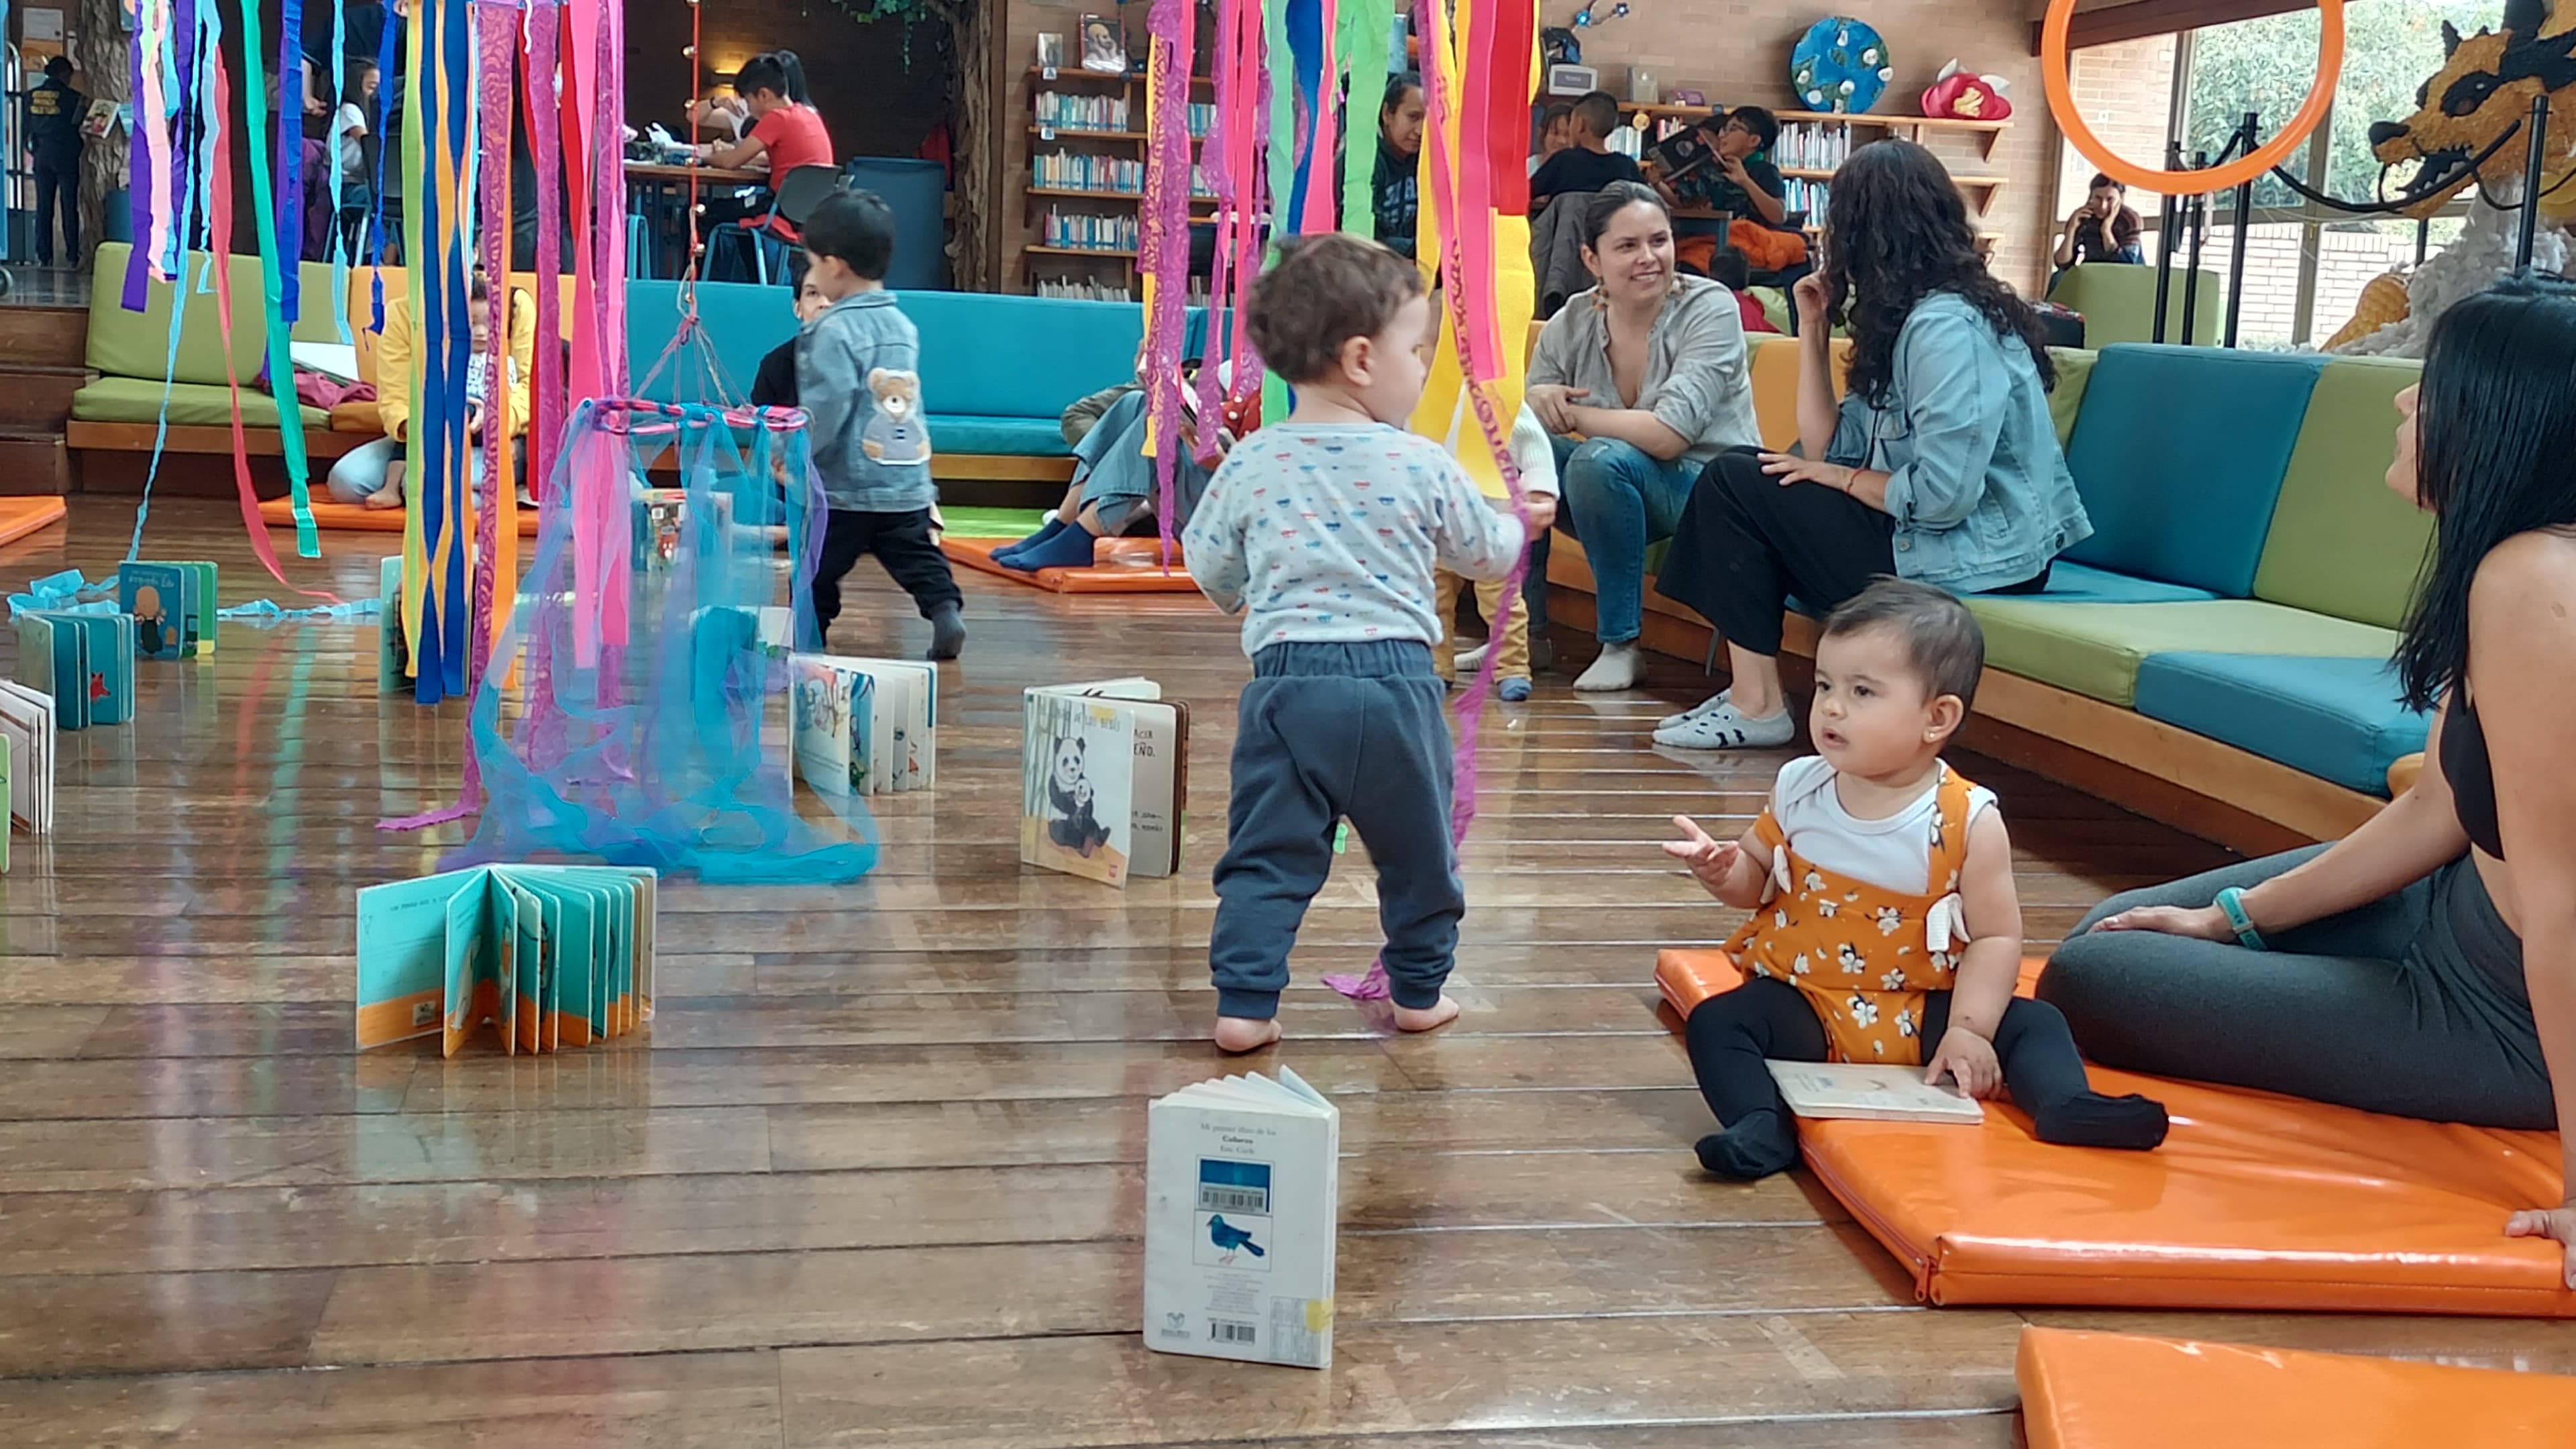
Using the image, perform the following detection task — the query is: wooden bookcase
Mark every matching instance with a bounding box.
[1020,66,1216,300]
[1629,104,2013,248]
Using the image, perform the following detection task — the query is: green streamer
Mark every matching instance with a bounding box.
[1336,0,1394,247]
[231,0,321,559]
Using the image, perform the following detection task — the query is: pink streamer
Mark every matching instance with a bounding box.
[524,1,564,505]
[1142,0,1195,566]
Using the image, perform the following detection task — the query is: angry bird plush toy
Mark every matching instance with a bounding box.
[1920,60,2012,121]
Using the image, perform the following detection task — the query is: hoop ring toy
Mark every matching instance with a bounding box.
[2041,0,2343,196]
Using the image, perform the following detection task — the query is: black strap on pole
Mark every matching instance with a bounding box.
[2516,92,2549,272]
[2180,151,2209,347]
[2153,139,2183,344]
[2224,113,2256,349]
[2415,214,2430,266]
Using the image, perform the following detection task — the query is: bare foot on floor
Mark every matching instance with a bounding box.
[1390,996,1462,1034]
[1213,1016,1283,1053]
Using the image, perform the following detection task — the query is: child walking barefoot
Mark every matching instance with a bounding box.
[1182,234,1556,1053]
[1668,580,2168,1177]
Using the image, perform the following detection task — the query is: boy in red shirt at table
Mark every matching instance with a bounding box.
[692,52,836,240]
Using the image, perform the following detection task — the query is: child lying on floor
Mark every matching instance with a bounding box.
[1666,578,2169,1179]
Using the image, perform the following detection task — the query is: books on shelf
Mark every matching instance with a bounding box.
[1032,151,1214,198]
[355,865,658,1056]
[15,610,134,730]
[1783,177,1831,216]
[1034,90,1132,132]
[118,561,217,660]
[1034,276,1137,301]
[1039,209,1141,253]
[1144,1066,1339,1368]
[1774,119,1853,172]
[792,654,937,798]
[0,679,53,834]
[1767,1060,1985,1124]
[1020,678,1189,888]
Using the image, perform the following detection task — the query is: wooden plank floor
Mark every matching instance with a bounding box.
[4,499,2573,1446]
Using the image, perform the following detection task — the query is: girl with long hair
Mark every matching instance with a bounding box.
[1650,138,2090,749]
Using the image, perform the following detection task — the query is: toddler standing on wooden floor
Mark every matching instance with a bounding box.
[1666,579,2168,1178]
[1182,233,1556,1053]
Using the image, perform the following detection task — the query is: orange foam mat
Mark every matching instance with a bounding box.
[1654,949,2574,1316]
[2016,1327,2576,1448]
[258,496,542,537]
[0,496,68,547]
[941,535,1205,594]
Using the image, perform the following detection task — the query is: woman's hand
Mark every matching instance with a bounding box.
[1758,452,1854,492]
[1791,272,1829,332]
[1526,383,1588,435]
[2087,903,2236,942]
[2505,1203,2576,1290]
[1924,1027,2002,1097]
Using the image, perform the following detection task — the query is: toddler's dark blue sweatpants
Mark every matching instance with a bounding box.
[1209,639,1462,1020]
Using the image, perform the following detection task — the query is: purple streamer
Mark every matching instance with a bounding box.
[121,10,156,311]
[276,0,305,317]
[1141,0,1195,567]
[525,1,564,503]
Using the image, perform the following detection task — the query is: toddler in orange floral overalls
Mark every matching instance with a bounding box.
[1663,580,2168,1180]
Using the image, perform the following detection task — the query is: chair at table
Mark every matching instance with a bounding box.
[706,165,841,285]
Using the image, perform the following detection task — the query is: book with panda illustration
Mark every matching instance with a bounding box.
[1020,678,1189,888]
[1142,1067,1338,1368]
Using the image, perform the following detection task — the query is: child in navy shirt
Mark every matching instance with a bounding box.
[1181,233,1556,1052]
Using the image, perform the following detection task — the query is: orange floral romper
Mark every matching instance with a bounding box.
[1720,764,1979,1066]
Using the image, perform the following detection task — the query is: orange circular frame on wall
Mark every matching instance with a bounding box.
[2041,0,2345,196]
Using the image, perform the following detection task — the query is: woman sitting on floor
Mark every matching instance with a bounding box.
[1649,139,2091,749]
[1525,182,1761,692]
[2041,276,2576,1286]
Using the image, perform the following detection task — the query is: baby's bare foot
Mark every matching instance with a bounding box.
[1212,1016,1283,1053]
[1390,995,1462,1034]
[361,488,404,511]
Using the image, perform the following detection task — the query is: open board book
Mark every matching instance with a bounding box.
[1144,1067,1338,1368]
[791,654,938,797]
[15,610,133,730]
[0,679,53,834]
[117,560,217,659]
[1021,678,1189,888]
[1766,1060,1985,1124]
[355,865,657,1057]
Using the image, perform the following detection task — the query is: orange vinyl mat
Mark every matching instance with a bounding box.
[258,496,542,537]
[2015,1327,2576,1448]
[941,535,1204,594]
[1656,949,2575,1317]
[0,496,68,547]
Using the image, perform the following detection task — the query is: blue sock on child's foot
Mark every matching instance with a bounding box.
[1005,520,1098,571]
[992,517,1067,564]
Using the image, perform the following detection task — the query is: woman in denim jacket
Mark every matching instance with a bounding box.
[1651,140,2092,750]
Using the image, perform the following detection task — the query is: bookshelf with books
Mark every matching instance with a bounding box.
[1018,62,1216,302]
[1633,105,2012,244]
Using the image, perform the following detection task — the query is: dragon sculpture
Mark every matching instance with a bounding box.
[2316,0,2575,352]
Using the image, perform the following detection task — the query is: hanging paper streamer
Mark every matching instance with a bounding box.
[1193,0,1270,437]
[276,0,306,323]
[220,597,384,623]
[231,0,320,557]
[398,0,479,706]
[1334,0,1395,245]
[1138,0,1196,561]
[449,400,875,884]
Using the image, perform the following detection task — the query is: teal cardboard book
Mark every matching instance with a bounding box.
[355,865,658,1055]
[119,561,217,659]
[16,610,135,729]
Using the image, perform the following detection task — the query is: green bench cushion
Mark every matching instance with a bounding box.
[87,242,341,387]
[2046,264,2222,348]
[72,376,329,431]
[1963,598,2398,707]
[2251,356,2432,631]
[2045,347,2095,451]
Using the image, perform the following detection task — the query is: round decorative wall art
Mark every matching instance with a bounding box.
[1790,16,1894,114]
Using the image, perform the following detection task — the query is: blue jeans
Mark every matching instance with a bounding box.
[1552,434,1702,644]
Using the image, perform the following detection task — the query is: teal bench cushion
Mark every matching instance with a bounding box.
[2060,345,2326,597]
[625,279,798,407]
[2021,561,2216,604]
[2133,652,2428,796]
[1964,598,2398,707]
[928,415,1071,457]
[73,376,328,430]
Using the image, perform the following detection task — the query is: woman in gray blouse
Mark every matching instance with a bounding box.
[1525,183,1762,692]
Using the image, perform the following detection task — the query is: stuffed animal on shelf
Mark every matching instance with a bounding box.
[1921,60,2012,121]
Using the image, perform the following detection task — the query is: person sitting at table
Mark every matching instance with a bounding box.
[689,48,812,144]
[1648,106,1799,280]
[692,52,835,235]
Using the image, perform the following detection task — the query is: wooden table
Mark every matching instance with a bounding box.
[623,161,769,278]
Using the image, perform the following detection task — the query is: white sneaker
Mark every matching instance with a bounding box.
[1658,690,1728,731]
[1453,641,1491,672]
[1652,700,1796,751]
[1572,641,1646,692]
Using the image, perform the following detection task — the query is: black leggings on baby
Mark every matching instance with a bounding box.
[1681,977,2168,1179]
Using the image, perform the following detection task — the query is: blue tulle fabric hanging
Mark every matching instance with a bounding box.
[449,398,877,883]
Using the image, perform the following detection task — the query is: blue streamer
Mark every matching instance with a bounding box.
[219,596,383,623]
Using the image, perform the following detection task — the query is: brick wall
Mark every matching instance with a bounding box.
[2051,34,2178,220]
[627,0,953,166]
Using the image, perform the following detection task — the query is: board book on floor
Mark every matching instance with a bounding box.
[1768,1061,1984,1124]
[791,654,938,797]
[117,560,218,659]
[1021,678,1189,888]
[0,679,53,834]
[15,610,135,730]
[355,865,658,1057]
[1144,1067,1338,1369]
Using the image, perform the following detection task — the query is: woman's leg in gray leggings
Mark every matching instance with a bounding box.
[2042,848,2553,1128]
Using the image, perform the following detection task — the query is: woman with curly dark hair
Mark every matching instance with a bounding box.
[1650,139,2092,749]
